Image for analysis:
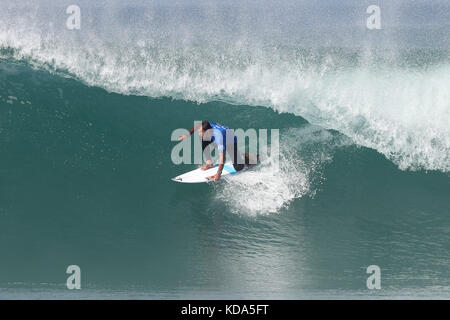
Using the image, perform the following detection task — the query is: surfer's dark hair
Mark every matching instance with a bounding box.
[201,120,212,131]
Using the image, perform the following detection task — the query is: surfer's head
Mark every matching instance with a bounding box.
[198,120,212,138]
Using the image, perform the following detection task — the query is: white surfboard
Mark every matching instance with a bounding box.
[172,162,242,183]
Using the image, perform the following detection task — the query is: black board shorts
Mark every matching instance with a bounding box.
[202,140,245,172]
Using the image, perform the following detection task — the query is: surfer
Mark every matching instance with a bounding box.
[178,121,256,181]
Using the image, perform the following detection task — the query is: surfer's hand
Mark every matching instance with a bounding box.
[213,172,221,181]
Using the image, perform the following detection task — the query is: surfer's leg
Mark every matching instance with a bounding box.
[244,152,259,166]
[229,142,245,171]
[201,140,214,170]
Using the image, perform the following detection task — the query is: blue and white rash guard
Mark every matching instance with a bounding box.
[210,122,237,153]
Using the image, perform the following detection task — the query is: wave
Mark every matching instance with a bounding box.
[1,3,449,173]
[0,57,352,215]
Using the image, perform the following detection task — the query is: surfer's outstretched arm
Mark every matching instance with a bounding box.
[187,123,201,135]
[178,123,202,141]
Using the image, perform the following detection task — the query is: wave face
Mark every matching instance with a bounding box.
[1,1,450,299]
[1,59,450,298]
[1,1,450,172]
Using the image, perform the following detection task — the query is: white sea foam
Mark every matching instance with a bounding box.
[215,127,351,215]
[215,147,309,216]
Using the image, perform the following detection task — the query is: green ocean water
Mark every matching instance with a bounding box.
[0,59,449,299]
[1,1,450,299]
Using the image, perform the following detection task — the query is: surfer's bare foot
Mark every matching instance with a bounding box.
[201,163,214,171]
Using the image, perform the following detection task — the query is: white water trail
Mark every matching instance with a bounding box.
[215,127,351,215]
